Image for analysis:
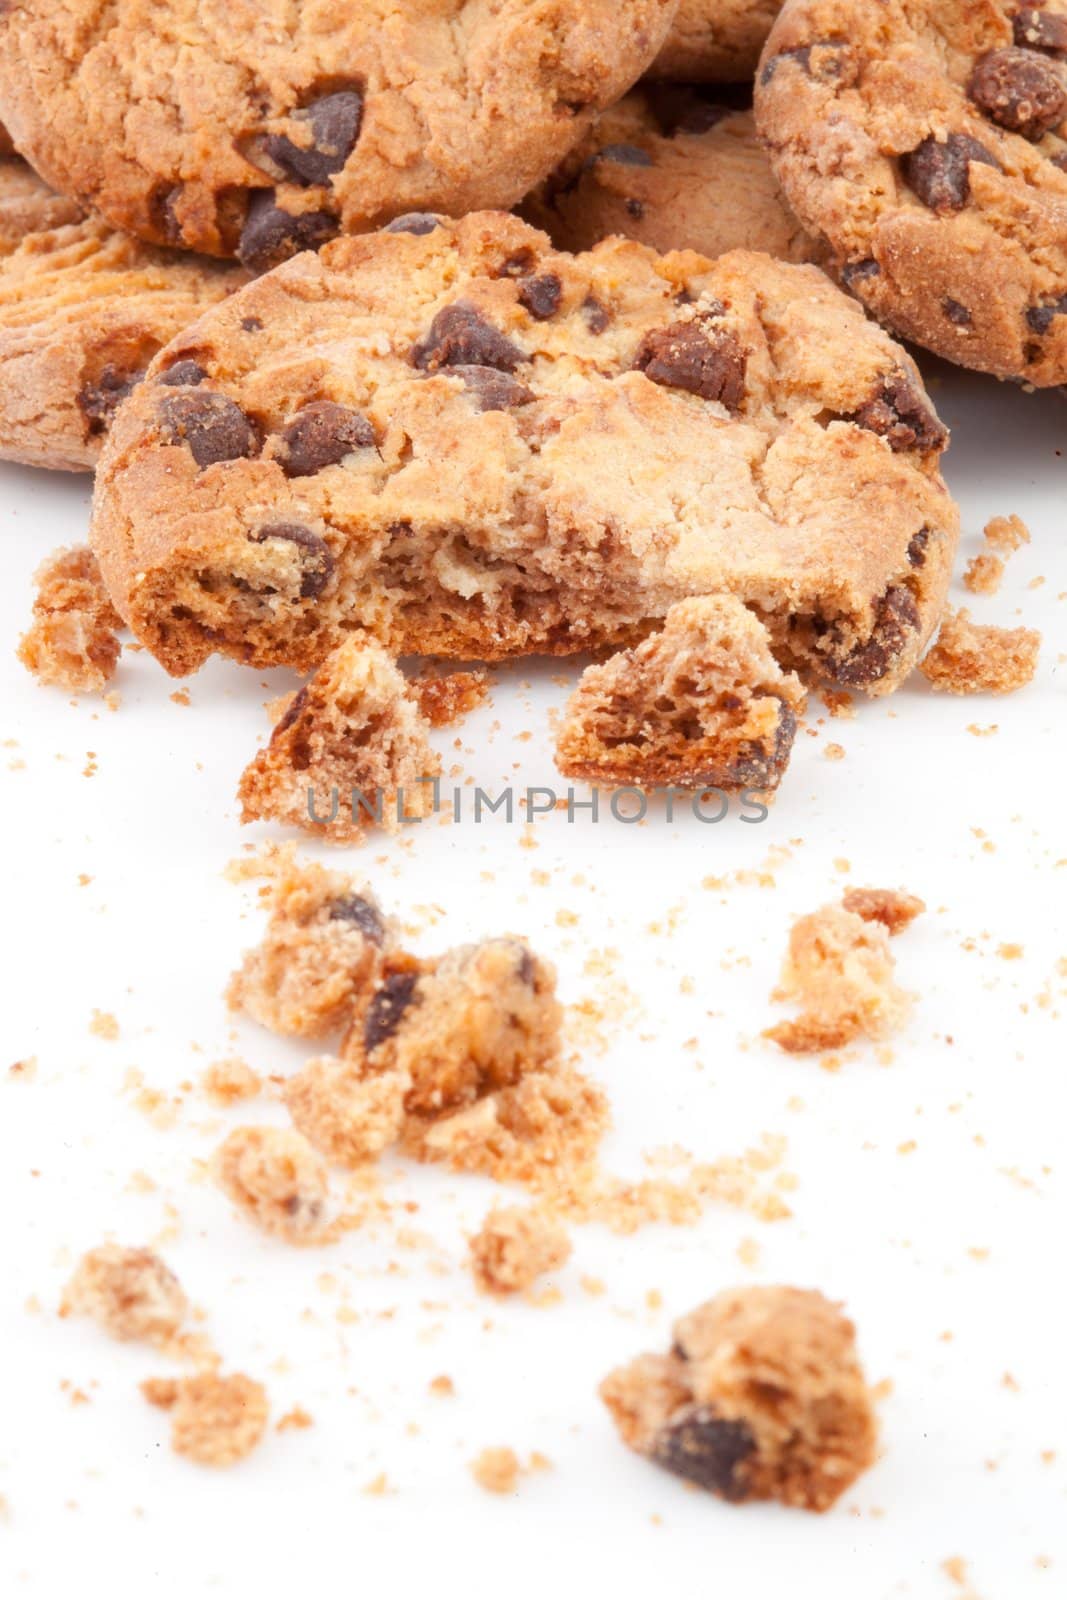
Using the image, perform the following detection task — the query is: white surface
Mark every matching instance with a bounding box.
[1,362,1065,1599]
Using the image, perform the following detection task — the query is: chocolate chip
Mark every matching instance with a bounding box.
[829,585,920,688]
[514,945,536,985]
[1052,147,1067,167]
[157,360,207,387]
[625,198,645,218]
[260,90,364,186]
[273,684,309,736]
[943,297,973,326]
[726,699,798,790]
[968,47,1066,139]
[518,273,563,320]
[582,295,610,334]
[907,528,930,567]
[384,212,441,235]
[590,142,653,166]
[850,373,948,452]
[251,523,334,598]
[160,391,259,468]
[841,258,880,287]
[364,971,420,1052]
[237,191,338,270]
[328,894,386,943]
[633,321,747,411]
[412,303,524,373]
[241,317,264,333]
[277,400,375,477]
[1025,292,1067,331]
[651,1408,756,1500]
[449,365,536,412]
[77,365,143,436]
[1013,8,1067,54]
[901,133,1002,212]
[760,43,813,83]
[760,39,851,85]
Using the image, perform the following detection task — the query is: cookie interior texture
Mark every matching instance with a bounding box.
[554,595,806,791]
[0,156,246,471]
[91,212,958,696]
[755,0,1067,383]
[522,85,817,264]
[0,0,676,264]
[653,0,784,81]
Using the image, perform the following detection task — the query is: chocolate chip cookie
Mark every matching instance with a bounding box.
[755,0,1067,383]
[0,158,245,469]
[0,0,675,266]
[522,85,817,264]
[91,211,957,695]
[654,0,784,81]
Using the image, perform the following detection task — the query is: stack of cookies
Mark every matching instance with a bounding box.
[4,0,1058,798]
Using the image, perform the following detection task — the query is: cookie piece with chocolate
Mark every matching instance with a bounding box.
[756,0,1067,382]
[91,213,957,697]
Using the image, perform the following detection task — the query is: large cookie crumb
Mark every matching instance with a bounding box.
[17,545,122,692]
[142,1372,269,1467]
[469,1206,572,1296]
[601,1286,876,1511]
[920,608,1040,695]
[61,1244,188,1346]
[214,1126,331,1245]
[470,1447,521,1495]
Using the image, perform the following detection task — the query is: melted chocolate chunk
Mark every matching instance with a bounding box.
[760,39,851,85]
[1025,292,1067,332]
[250,523,334,598]
[273,684,309,736]
[590,142,653,166]
[157,360,207,387]
[968,47,1066,139]
[907,528,930,567]
[278,400,375,477]
[364,971,420,1052]
[412,303,524,373]
[160,391,258,468]
[727,698,798,789]
[77,365,143,436]
[1013,8,1067,55]
[582,295,610,334]
[850,373,948,453]
[328,894,386,943]
[384,212,441,235]
[450,365,536,412]
[901,133,1002,212]
[943,297,973,326]
[260,89,364,186]
[238,191,338,270]
[829,585,920,688]
[517,273,563,320]
[633,321,747,411]
[651,1408,757,1500]
[841,258,881,288]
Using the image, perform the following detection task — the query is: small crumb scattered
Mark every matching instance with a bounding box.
[470,1447,521,1495]
[201,1057,263,1106]
[89,1009,119,1041]
[142,1372,269,1467]
[468,1206,572,1296]
[17,546,122,693]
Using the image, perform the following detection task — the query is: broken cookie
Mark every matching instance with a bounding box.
[469,1206,572,1296]
[237,636,442,843]
[601,1286,877,1511]
[554,595,805,791]
[18,545,122,693]
[919,607,1041,695]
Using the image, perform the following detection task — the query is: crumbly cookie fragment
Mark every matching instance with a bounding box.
[963,552,1005,595]
[841,886,926,936]
[983,514,1030,555]
[338,939,607,1182]
[601,1286,876,1511]
[18,545,122,693]
[470,1447,522,1495]
[226,851,395,1038]
[469,1206,572,1296]
[764,901,914,1053]
[201,1057,263,1106]
[653,0,783,80]
[756,0,1067,382]
[919,608,1041,695]
[524,87,815,264]
[555,595,806,792]
[61,1245,188,1345]
[0,1,674,262]
[142,1372,269,1467]
[91,215,957,698]
[214,1126,330,1244]
[0,194,244,469]
[283,1056,407,1165]
[412,670,489,728]
[238,637,441,843]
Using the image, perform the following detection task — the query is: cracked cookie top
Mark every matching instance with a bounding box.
[755,0,1067,383]
[0,0,674,264]
[90,211,957,693]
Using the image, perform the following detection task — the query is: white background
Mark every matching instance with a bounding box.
[1,359,1064,1598]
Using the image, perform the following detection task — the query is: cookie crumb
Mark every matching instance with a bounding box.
[89,1009,119,1041]
[214,1126,331,1244]
[275,1405,313,1433]
[201,1057,262,1105]
[470,1447,521,1495]
[842,886,926,935]
[429,1375,455,1398]
[142,1371,268,1467]
[61,1245,188,1345]
[412,670,489,727]
[920,608,1040,695]
[284,1055,406,1165]
[601,1286,876,1511]
[765,900,914,1053]
[469,1206,571,1296]
[982,514,1030,555]
[963,553,1004,595]
[17,546,122,693]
